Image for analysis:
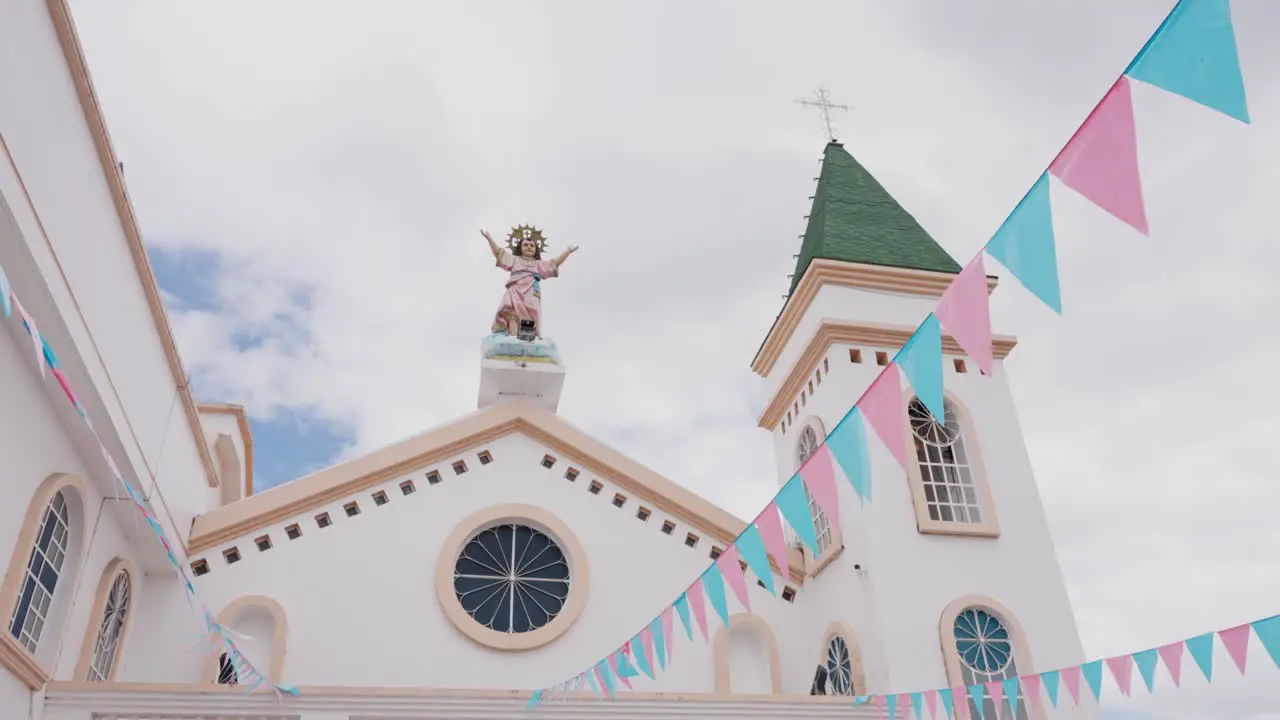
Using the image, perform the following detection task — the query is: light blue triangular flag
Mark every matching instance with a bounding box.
[585,667,602,698]
[700,564,731,627]
[1040,669,1060,707]
[827,407,872,502]
[985,173,1061,314]
[1133,648,1159,691]
[0,263,11,318]
[526,689,542,708]
[735,524,775,594]
[1125,0,1249,123]
[598,661,617,697]
[854,695,870,706]
[894,314,945,422]
[1002,677,1021,716]
[1186,631,1215,681]
[1081,659,1104,700]
[617,651,640,678]
[886,694,898,719]
[910,691,923,718]
[1255,615,1280,669]
[938,688,954,718]
[632,633,655,679]
[649,617,667,670]
[775,474,819,553]
[967,684,985,719]
[674,593,693,640]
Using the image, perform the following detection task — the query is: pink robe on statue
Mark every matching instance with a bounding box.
[492,249,559,336]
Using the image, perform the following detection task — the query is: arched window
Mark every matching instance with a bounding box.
[84,564,132,681]
[9,491,71,653]
[794,423,833,556]
[942,599,1031,720]
[908,398,982,524]
[713,614,782,695]
[819,623,866,697]
[203,596,289,684]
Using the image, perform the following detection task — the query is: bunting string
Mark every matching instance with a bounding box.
[0,264,298,698]
[530,0,1260,710]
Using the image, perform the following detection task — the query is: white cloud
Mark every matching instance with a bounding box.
[70,0,1280,715]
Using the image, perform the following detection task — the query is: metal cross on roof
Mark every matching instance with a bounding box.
[796,86,852,142]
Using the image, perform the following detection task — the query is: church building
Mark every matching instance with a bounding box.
[0,2,1093,718]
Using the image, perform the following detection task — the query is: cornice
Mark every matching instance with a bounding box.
[752,259,998,378]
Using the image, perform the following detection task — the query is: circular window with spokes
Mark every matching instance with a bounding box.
[436,504,588,650]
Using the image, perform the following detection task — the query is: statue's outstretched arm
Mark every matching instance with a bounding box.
[480,229,502,261]
[553,245,580,268]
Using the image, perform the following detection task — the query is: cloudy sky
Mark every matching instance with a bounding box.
[69,1,1278,717]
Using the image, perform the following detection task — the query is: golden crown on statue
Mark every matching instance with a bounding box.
[506,225,549,253]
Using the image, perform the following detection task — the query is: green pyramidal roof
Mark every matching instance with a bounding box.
[789,142,960,294]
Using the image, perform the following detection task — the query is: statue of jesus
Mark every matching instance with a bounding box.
[482,225,578,339]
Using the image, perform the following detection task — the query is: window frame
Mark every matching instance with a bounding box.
[901,391,1001,538]
[75,558,137,682]
[939,596,1040,720]
[793,417,844,576]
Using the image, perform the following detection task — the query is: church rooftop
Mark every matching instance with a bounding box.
[789,142,960,295]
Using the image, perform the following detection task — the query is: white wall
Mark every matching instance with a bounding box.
[0,315,153,685]
[121,430,855,694]
[767,282,1090,704]
[0,0,215,552]
[0,666,31,718]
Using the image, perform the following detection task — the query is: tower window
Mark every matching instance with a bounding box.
[343,501,361,517]
[824,357,830,373]
[477,450,493,465]
[782,586,797,602]
[849,348,863,364]
[254,535,272,552]
[372,490,389,506]
[426,471,442,486]
[685,532,700,548]
[316,512,332,528]
[564,467,580,482]
[636,506,652,522]
[541,454,557,469]
[612,493,627,508]
[588,480,603,495]
[222,547,241,565]
[285,523,302,540]
[452,460,468,475]
[661,520,676,535]
[399,479,417,495]
[709,546,723,560]
[191,559,210,576]
[954,358,968,374]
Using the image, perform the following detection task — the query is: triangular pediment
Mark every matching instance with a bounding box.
[189,401,805,582]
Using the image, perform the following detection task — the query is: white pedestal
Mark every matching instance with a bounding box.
[478,358,566,413]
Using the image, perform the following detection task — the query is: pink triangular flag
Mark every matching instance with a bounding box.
[872,694,886,717]
[1049,75,1148,235]
[799,445,841,530]
[51,368,78,406]
[716,545,751,610]
[1020,674,1041,714]
[1219,623,1251,674]
[1061,665,1082,706]
[935,255,994,376]
[755,503,790,574]
[686,579,709,641]
[661,606,675,663]
[925,689,938,718]
[638,626,656,676]
[897,694,911,718]
[1107,655,1134,696]
[859,364,908,469]
[1158,641,1184,687]
[950,686,967,719]
[986,680,1004,713]
[14,299,45,378]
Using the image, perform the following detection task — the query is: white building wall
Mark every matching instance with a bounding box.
[0,667,31,717]
[0,312,152,685]
[124,430,850,694]
[0,0,216,547]
[767,282,1089,706]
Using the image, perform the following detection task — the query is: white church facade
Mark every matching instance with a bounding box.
[0,2,1095,718]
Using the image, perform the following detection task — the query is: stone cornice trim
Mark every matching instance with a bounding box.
[752,259,998,377]
[758,318,1017,430]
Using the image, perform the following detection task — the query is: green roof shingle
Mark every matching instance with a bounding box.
[790,142,959,294]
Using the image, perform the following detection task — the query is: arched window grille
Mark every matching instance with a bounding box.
[9,491,71,652]
[216,652,238,684]
[909,398,983,524]
[954,608,1028,719]
[87,571,130,681]
[824,635,854,695]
